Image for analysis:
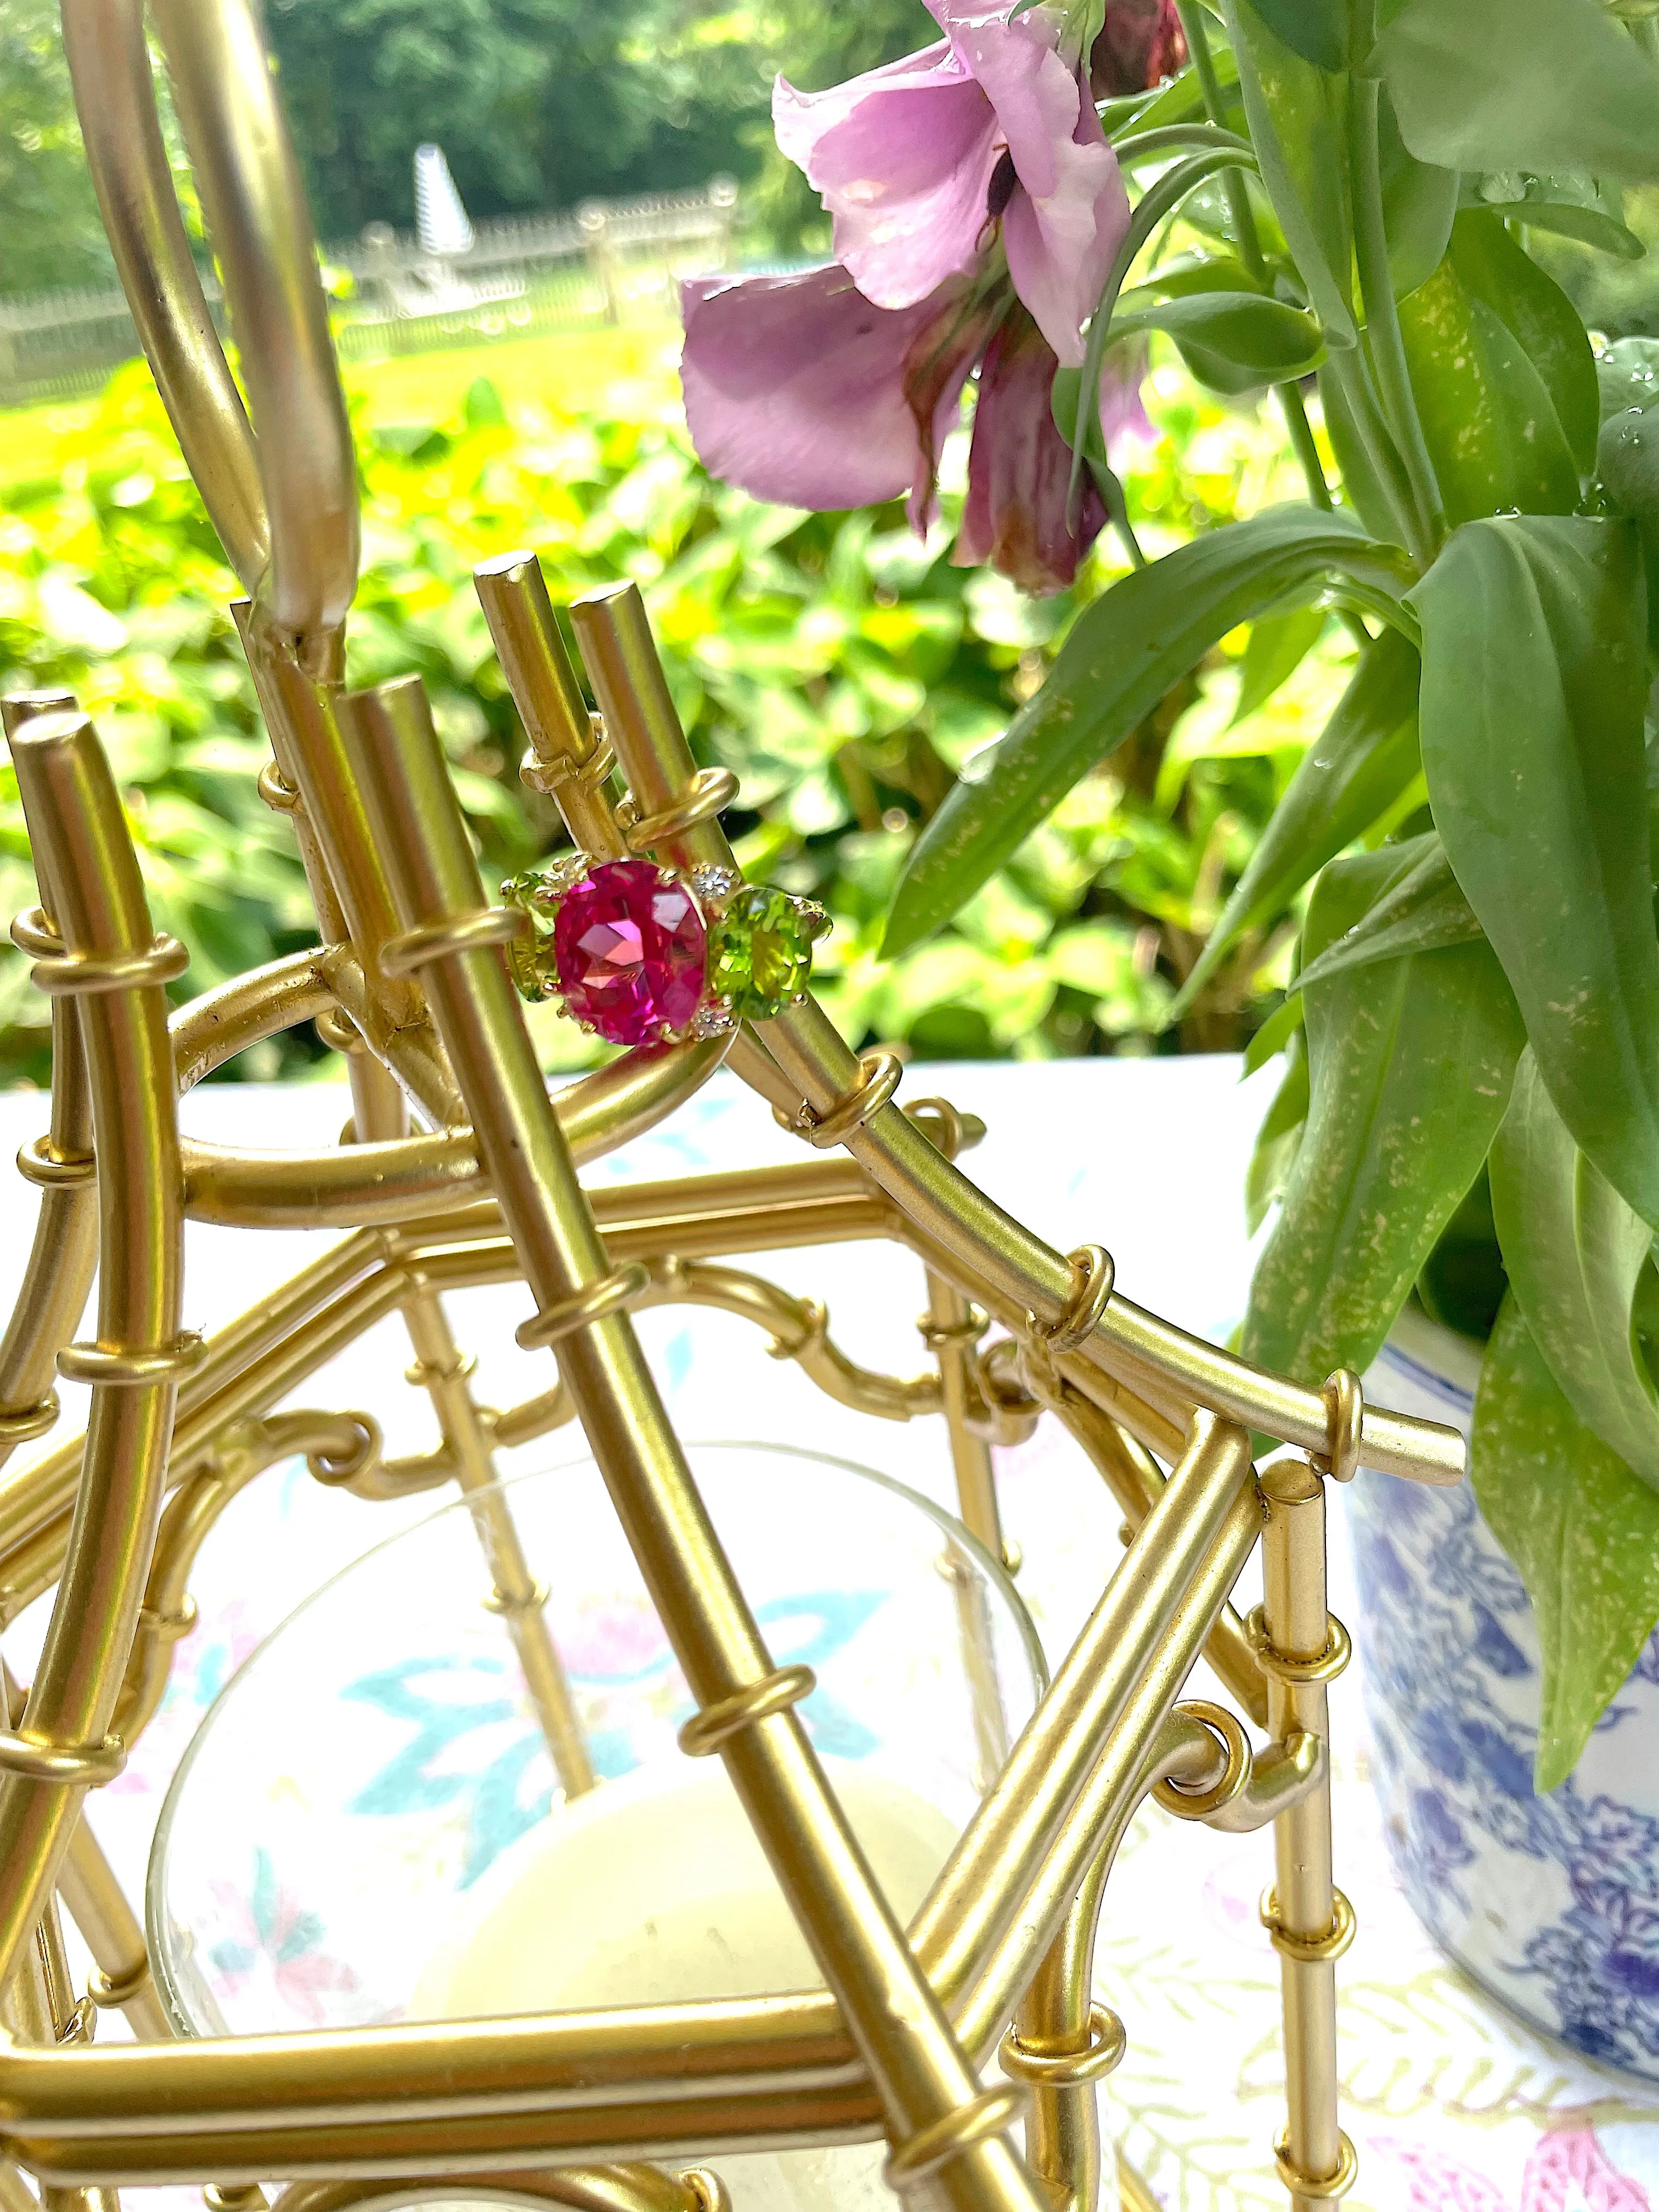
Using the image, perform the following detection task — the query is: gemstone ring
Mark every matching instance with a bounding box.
[499,854,830,1048]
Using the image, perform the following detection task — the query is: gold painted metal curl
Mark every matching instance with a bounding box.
[676,1666,817,1757]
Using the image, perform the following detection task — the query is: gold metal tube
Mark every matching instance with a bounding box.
[0,713,187,1983]
[913,1414,1256,2012]
[59,0,268,591]
[923,1271,1003,1564]
[146,0,355,640]
[337,670,1048,2212]
[273,2167,708,2212]
[397,1288,595,1801]
[171,951,336,1096]
[0,697,98,1477]
[57,1805,168,2042]
[1260,1460,1350,2210]
[474,554,627,862]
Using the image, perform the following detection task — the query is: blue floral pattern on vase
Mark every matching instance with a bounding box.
[1355,1318,1659,2080]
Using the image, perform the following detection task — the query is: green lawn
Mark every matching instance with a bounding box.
[0,320,684,483]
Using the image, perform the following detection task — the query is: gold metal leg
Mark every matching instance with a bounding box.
[1258,1461,1354,2211]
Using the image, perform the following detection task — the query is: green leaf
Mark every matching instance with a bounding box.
[1489,1047,1659,1488]
[1110,290,1336,393]
[1240,844,1526,1385]
[1598,335,1659,420]
[1462,172,1645,261]
[1232,602,1327,725]
[1448,212,1599,472]
[1317,363,1404,544]
[1110,291,1327,392]
[1171,624,1420,1014]
[1378,88,1458,299]
[882,507,1410,955]
[1243,988,1305,1075]
[1246,0,1347,72]
[1245,1031,1309,1234]
[1472,1291,1659,1790]
[1293,832,1483,992]
[1410,515,1659,1228]
[1373,0,1659,184]
[1396,256,1581,525]
[1221,0,1357,346]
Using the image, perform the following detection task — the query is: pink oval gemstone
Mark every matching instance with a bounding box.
[552,859,707,1047]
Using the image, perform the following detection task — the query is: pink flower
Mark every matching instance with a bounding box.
[682,267,1146,595]
[772,0,1128,368]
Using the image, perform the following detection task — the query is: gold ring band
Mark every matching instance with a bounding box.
[517,1261,651,1350]
[1153,1699,1252,1819]
[0,1726,125,1785]
[677,1664,816,1757]
[882,2083,1030,2188]
[31,935,189,997]
[1245,1606,1351,1684]
[1314,1368,1364,1482]
[0,1394,58,1444]
[87,1956,153,2009]
[16,1134,94,1188]
[9,906,59,957]
[790,1051,904,1149]
[1273,2128,1358,2200]
[380,907,527,978]
[1260,1884,1356,1964]
[257,760,303,814]
[58,1333,206,1386]
[1000,2002,1126,2088]
[1034,1244,1115,1356]
[622,766,739,851]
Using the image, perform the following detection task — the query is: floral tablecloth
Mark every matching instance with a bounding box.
[3,1056,1657,2212]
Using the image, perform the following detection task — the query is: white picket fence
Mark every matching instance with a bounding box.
[0,178,740,409]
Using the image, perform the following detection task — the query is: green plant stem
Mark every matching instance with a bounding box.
[1172,0,1372,641]
[1324,345,1431,567]
[1350,72,1443,561]
[1115,123,1255,165]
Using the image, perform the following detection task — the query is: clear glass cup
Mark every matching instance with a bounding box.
[149,1441,1044,2113]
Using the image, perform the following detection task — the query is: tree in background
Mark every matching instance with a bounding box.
[0,0,111,291]
[262,0,933,246]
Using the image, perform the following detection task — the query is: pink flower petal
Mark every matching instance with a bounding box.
[953,304,1107,594]
[900,279,1003,531]
[932,0,1130,363]
[680,267,954,512]
[773,47,1000,310]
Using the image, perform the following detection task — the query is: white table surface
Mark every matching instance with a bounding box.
[3,1057,1656,2212]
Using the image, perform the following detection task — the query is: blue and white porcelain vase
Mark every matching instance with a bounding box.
[1351,1306,1659,2081]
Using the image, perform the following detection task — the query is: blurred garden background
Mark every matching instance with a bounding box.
[0,0,1654,1084]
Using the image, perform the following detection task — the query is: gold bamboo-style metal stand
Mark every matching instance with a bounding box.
[0,8,1464,2212]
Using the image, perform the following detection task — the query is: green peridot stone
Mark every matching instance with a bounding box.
[499,866,562,1003]
[708,885,820,1019]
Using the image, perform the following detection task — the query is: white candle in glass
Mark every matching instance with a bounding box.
[414,1758,962,2212]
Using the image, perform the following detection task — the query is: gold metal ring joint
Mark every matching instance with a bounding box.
[0,1393,58,1444]
[87,1956,153,2010]
[16,1133,94,1187]
[314,1003,364,1054]
[789,1051,903,1149]
[679,2170,732,2212]
[484,1579,550,1618]
[906,1094,966,1159]
[882,2083,1030,2188]
[1153,1699,1252,1818]
[917,1308,987,1351]
[0,1726,125,1785]
[1000,2002,1126,2088]
[1245,1606,1351,1684]
[1260,1884,1356,1965]
[678,1664,816,1758]
[1031,1244,1114,1356]
[1314,1367,1363,1483]
[380,906,527,978]
[621,765,740,851]
[1273,2128,1358,2201]
[517,1261,651,1350]
[257,760,303,814]
[522,740,616,798]
[31,934,189,997]
[10,906,59,958]
[58,1333,206,1386]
